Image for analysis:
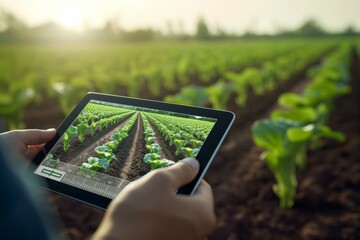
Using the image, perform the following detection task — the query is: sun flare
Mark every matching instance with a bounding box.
[55,4,83,30]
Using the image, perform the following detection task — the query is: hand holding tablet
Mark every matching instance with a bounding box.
[28,92,235,210]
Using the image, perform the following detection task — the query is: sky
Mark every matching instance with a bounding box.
[0,0,359,34]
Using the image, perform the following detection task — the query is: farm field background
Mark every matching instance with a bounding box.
[1,37,360,239]
[0,38,352,129]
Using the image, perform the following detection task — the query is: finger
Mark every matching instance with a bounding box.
[25,144,46,160]
[193,180,214,206]
[9,129,56,146]
[178,180,216,235]
[162,158,199,189]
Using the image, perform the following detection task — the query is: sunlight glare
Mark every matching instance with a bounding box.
[55,4,83,31]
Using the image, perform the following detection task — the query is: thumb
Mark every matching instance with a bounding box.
[165,158,199,189]
[11,128,56,146]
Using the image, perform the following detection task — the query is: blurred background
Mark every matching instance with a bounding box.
[1,1,360,240]
[0,0,359,130]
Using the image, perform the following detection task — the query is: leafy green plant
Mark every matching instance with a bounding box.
[191,140,203,148]
[63,125,78,152]
[146,143,161,155]
[0,88,35,129]
[81,157,110,171]
[94,145,117,161]
[174,139,187,156]
[225,68,264,106]
[89,121,97,137]
[99,118,108,132]
[252,119,308,208]
[144,128,155,138]
[164,86,209,107]
[77,123,88,143]
[206,81,233,109]
[146,136,156,145]
[143,152,161,163]
[182,147,200,158]
[169,133,181,147]
[147,159,175,170]
[105,141,120,152]
[112,130,128,142]
[43,154,60,168]
[143,152,175,170]
[251,45,351,208]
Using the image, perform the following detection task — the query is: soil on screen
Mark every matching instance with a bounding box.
[24,49,360,240]
[108,113,185,181]
[106,114,150,181]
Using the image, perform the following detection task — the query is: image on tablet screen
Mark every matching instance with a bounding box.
[34,100,216,199]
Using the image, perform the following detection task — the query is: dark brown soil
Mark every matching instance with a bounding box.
[22,48,359,240]
[109,114,150,181]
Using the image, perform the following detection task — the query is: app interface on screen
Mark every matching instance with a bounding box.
[34,100,216,199]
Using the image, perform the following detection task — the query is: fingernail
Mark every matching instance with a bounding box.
[46,128,56,131]
[181,158,199,171]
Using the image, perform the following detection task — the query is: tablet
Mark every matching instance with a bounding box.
[28,92,235,210]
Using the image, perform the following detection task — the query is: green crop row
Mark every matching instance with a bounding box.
[251,44,352,208]
[165,43,333,109]
[145,112,213,158]
[62,103,134,152]
[150,113,213,142]
[140,113,175,170]
[80,112,138,175]
[0,40,339,130]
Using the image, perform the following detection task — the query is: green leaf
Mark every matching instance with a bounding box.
[287,125,314,142]
[63,133,70,152]
[146,136,156,145]
[143,153,161,163]
[148,159,175,170]
[97,158,110,170]
[95,145,109,153]
[271,107,317,123]
[191,148,200,157]
[164,86,209,107]
[251,119,294,156]
[206,81,233,109]
[278,93,309,108]
[318,125,345,142]
[87,157,99,164]
[191,139,203,148]
[77,123,88,143]
[90,122,97,136]
[149,144,161,155]
[105,141,119,151]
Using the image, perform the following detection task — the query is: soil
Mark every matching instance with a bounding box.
[23,49,360,240]
[109,114,150,181]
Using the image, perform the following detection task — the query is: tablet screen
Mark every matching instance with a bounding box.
[34,99,217,199]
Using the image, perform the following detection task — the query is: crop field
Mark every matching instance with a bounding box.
[1,38,360,239]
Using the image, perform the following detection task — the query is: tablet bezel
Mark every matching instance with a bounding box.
[27,92,235,210]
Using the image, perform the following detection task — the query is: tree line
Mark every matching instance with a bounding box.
[0,10,358,43]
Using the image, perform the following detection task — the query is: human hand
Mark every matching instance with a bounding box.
[93,158,216,240]
[0,128,56,161]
